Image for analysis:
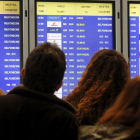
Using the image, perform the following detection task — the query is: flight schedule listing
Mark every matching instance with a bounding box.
[37,2,113,98]
[0,1,20,93]
[129,4,140,78]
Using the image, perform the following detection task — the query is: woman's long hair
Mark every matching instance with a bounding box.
[0,89,5,95]
[65,49,130,124]
[97,76,140,128]
[97,76,140,136]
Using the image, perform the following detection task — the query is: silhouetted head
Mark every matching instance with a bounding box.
[22,42,66,93]
[66,49,130,124]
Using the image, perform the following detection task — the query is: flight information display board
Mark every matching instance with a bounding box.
[129,3,140,78]
[0,1,21,93]
[36,2,114,98]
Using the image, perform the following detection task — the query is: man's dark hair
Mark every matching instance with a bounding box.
[23,42,66,93]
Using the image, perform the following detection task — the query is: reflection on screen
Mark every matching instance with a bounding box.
[0,1,20,93]
[36,2,114,98]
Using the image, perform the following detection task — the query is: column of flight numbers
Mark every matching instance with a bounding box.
[3,15,20,92]
[129,17,138,77]
[62,16,68,94]
[69,16,75,93]
[129,4,140,78]
[62,16,75,94]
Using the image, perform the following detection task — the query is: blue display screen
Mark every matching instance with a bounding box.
[0,1,21,93]
[129,3,140,78]
[36,2,114,98]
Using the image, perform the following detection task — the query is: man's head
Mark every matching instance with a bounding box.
[22,42,66,93]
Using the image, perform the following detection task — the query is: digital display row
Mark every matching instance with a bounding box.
[0,1,20,93]
[36,2,114,98]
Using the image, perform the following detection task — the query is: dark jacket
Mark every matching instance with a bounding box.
[0,84,79,140]
[78,124,140,140]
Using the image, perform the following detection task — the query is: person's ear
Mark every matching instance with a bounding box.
[55,81,63,91]
[21,68,25,78]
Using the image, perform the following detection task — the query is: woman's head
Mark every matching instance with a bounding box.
[79,49,129,89]
[66,49,130,124]
[97,76,140,126]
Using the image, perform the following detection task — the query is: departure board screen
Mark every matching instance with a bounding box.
[129,3,140,78]
[0,1,21,93]
[36,2,114,98]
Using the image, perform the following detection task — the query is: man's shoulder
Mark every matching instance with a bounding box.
[1,88,76,115]
[0,93,21,102]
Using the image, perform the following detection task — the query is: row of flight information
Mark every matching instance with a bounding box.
[37,2,114,98]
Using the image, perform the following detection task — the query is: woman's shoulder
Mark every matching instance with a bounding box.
[78,124,140,140]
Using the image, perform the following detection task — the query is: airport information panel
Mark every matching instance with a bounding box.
[129,4,140,78]
[36,2,114,98]
[0,1,20,93]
